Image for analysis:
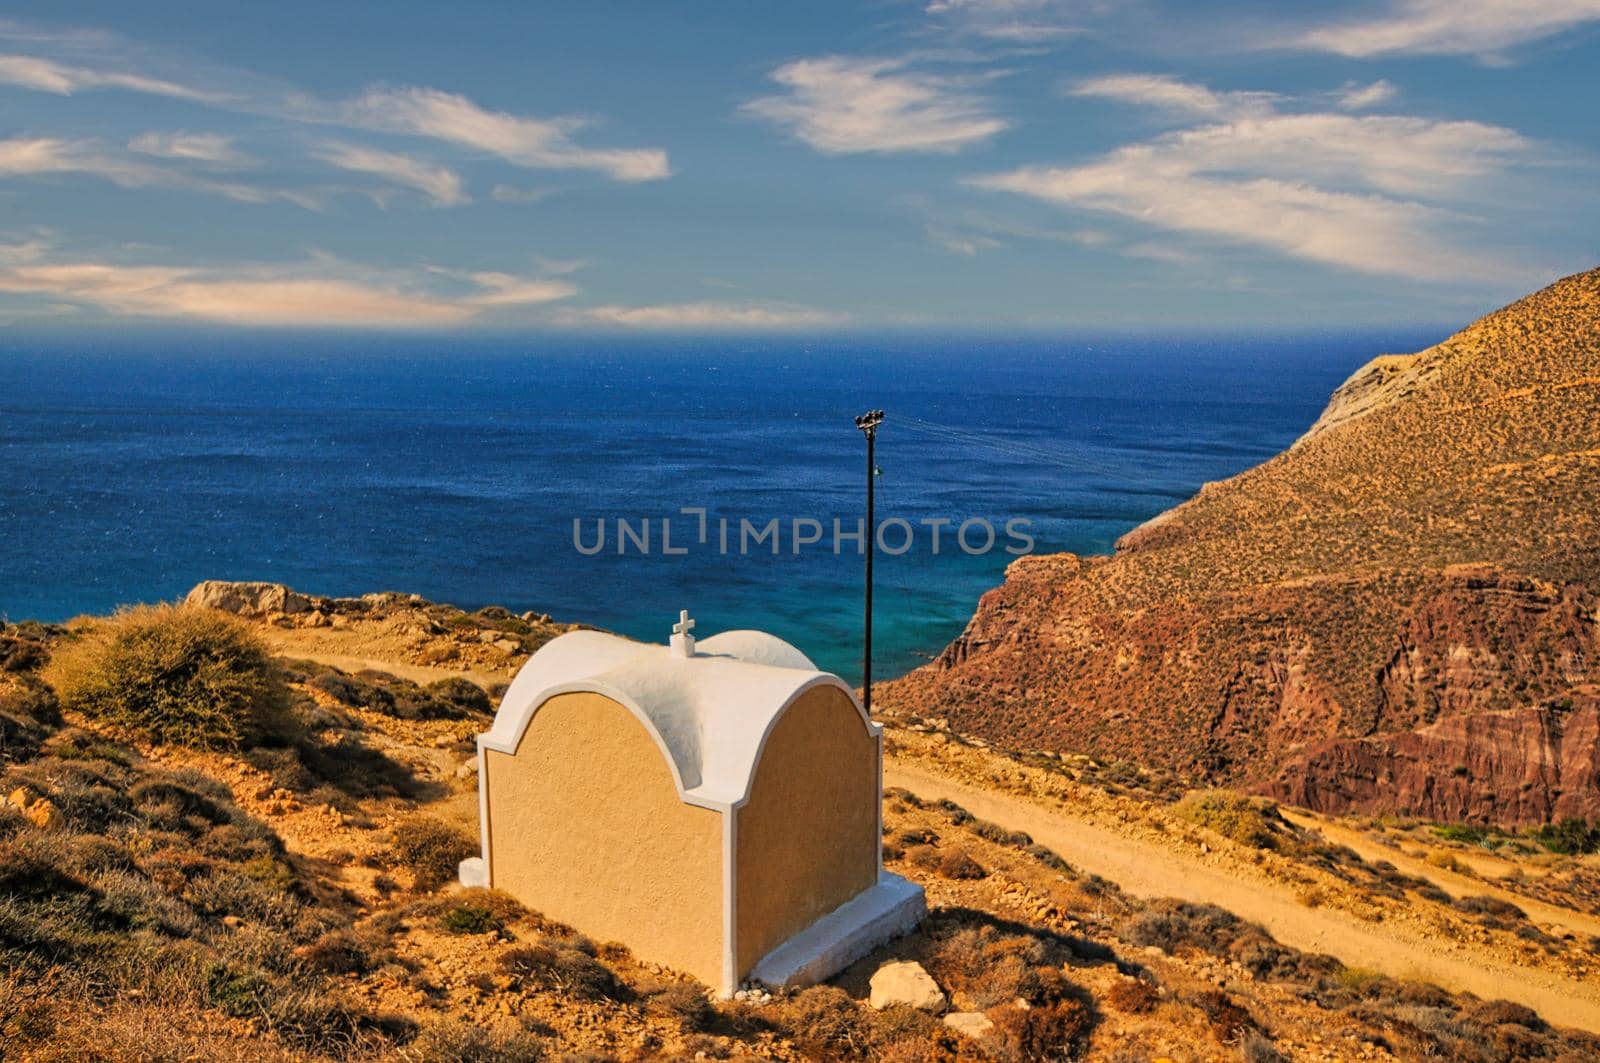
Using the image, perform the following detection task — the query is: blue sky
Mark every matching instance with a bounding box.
[0,1,1595,331]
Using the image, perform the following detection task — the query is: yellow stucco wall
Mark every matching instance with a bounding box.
[734,685,879,978]
[483,691,726,987]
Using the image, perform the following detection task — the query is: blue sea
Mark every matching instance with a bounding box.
[0,330,1439,681]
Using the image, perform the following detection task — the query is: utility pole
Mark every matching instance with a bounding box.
[854,409,883,714]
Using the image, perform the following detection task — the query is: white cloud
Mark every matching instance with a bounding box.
[0,135,321,209]
[345,86,670,182]
[459,271,576,306]
[742,56,1009,155]
[562,301,847,329]
[1295,0,1600,57]
[129,131,250,165]
[0,52,225,101]
[1070,74,1277,119]
[313,141,466,206]
[0,242,582,327]
[971,80,1536,281]
[0,42,671,185]
[1337,79,1399,110]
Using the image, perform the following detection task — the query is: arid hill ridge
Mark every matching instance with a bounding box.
[879,267,1600,827]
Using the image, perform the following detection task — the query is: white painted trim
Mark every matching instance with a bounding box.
[721,808,737,995]
[477,740,492,884]
[875,730,884,877]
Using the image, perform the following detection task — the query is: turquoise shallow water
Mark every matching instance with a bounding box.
[0,330,1439,680]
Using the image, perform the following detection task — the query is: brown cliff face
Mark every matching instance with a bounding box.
[879,268,1600,827]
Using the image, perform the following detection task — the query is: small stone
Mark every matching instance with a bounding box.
[23,798,63,830]
[943,1012,995,1038]
[455,760,478,779]
[493,638,521,654]
[6,786,37,810]
[222,915,243,928]
[869,960,945,1012]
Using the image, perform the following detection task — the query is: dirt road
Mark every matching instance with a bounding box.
[885,759,1600,1035]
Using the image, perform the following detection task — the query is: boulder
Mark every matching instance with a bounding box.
[185,580,312,617]
[943,1012,994,1038]
[869,960,945,1012]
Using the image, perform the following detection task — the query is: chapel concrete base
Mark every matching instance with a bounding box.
[747,872,925,992]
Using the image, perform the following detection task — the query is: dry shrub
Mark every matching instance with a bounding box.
[928,924,1064,1010]
[497,940,627,1001]
[1427,850,1462,872]
[1194,990,1257,1043]
[402,1017,545,1062]
[46,605,292,750]
[1239,1030,1287,1063]
[1104,978,1158,1014]
[938,851,986,880]
[989,999,1093,1061]
[1174,790,1280,849]
[647,982,716,1031]
[775,984,878,1059]
[301,927,392,975]
[425,676,493,716]
[873,1003,940,1044]
[391,816,476,890]
[907,845,942,871]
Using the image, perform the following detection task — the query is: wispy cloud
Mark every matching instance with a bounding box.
[972,77,1538,281]
[457,271,577,306]
[1293,0,1600,58]
[560,301,846,329]
[743,56,1009,154]
[924,0,1089,43]
[313,141,466,206]
[0,52,225,101]
[1070,74,1277,119]
[0,241,581,327]
[128,131,251,165]
[342,86,670,182]
[1336,79,1399,111]
[0,35,671,184]
[0,135,321,209]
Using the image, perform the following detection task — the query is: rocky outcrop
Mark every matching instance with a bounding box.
[1268,692,1600,828]
[185,580,314,617]
[879,267,1600,827]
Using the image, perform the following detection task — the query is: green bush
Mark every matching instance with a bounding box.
[46,605,292,750]
[1531,818,1599,855]
[440,903,497,935]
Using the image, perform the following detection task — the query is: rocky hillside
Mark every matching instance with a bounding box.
[879,267,1600,827]
[8,594,1600,1060]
